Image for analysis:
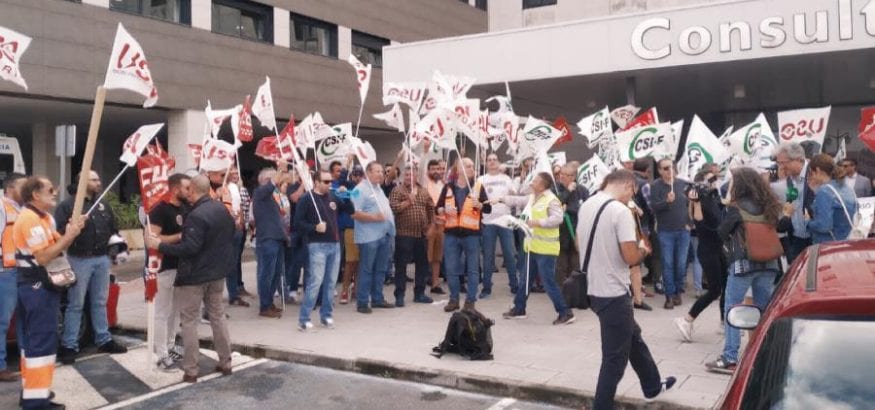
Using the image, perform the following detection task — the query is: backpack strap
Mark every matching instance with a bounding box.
[581,199,615,273]
[823,184,854,228]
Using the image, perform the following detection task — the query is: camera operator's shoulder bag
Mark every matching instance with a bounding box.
[562,199,615,310]
[737,207,783,263]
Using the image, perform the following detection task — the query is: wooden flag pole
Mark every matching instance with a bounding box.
[72,86,107,219]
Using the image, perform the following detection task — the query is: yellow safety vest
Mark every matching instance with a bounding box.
[525,192,560,256]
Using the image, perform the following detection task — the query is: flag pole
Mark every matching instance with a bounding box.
[72,86,107,219]
[144,214,155,372]
[86,164,129,216]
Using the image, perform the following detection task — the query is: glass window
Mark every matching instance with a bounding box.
[351,31,389,68]
[522,0,557,9]
[742,317,875,409]
[211,0,272,43]
[475,0,487,11]
[290,14,338,58]
[109,0,191,24]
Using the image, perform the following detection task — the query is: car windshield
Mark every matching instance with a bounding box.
[742,317,875,410]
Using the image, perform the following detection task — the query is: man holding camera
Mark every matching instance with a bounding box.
[649,159,691,310]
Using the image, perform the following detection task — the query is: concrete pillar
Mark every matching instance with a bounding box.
[338,26,352,60]
[168,109,205,173]
[274,8,290,47]
[81,0,109,7]
[31,123,67,188]
[191,0,211,31]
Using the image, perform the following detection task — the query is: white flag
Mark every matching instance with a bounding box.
[309,112,337,144]
[856,197,875,236]
[347,54,372,104]
[577,106,613,149]
[103,23,158,108]
[576,155,611,193]
[0,25,31,90]
[668,120,685,160]
[373,103,405,132]
[415,107,457,149]
[205,102,240,140]
[200,138,236,172]
[294,114,315,149]
[727,113,778,166]
[517,117,564,161]
[383,82,427,110]
[350,136,377,167]
[523,150,555,193]
[610,104,641,129]
[253,76,277,131]
[718,126,734,148]
[317,123,352,166]
[119,123,163,166]
[615,122,673,162]
[678,115,729,181]
[777,106,832,149]
[548,152,566,167]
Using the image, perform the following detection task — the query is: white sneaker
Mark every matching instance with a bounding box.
[320,317,335,329]
[298,321,314,332]
[156,356,180,372]
[674,317,693,343]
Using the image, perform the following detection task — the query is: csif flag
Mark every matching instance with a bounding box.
[317,123,353,165]
[0,25,32,90]
[677,115,729,181]
[517,116,563,161]
[615,122,673,162]
[726,113,777,166]
[577,106,612,148]
[577,155,611,193]
[104,23,158,108]
[120,123,164,167]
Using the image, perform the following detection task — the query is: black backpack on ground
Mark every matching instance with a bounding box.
[432,309,494,361]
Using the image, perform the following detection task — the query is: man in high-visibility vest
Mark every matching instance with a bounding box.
[498,171,575,325]
[0,173,25,383]
[435,158,491,313]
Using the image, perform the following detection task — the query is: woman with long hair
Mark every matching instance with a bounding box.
[705,167,782,375]
[806,153,858,243]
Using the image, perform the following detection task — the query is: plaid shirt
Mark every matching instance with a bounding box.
[389,183,434,238]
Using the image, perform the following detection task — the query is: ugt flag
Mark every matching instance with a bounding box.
[120,123,164,167]
[0,25,32,90]
[104,23,158,108]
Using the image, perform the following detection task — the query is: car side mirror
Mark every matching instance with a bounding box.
[727,305,762,330]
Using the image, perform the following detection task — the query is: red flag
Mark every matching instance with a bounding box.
[238,95,254,142]
[255,135,281,161]
[144,248,161,302]
[859,107,875,153]
[137,149,174,213]
[552,116,573,147]
[620,107,659,131]
[278,115,295,159]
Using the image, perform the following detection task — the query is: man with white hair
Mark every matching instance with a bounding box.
[773,142,813,265]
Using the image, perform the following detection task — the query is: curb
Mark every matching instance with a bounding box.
[116,326,703,410]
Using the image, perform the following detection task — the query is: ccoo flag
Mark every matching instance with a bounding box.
[104,23,158,108]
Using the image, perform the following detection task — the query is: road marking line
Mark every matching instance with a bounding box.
[94,358,269,410]
[486,397,517,410]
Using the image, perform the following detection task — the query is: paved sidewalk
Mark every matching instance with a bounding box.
[116,261,730,409]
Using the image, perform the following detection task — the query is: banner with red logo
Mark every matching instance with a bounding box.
[610,104,641,129]
[205,102,240,140]
[383,82,427,111]
[187,144,203,167]
[347,54,372,105]
[254,136,282,162]
[277,116,296,160]
[0,25,31,90]
[620,107,659,131]
[137,148,174,214]
[253,76,277,132]
[858,107,875,153]
[199,138,236,172]
[777,106,831,149]
[235,95,253,142]
[103,23,158,108]
[119,123,163,167]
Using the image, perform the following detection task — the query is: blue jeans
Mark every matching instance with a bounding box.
[63,255,112,349]
[256,239,284,311]
[722,269,776,363]
[657,230,691,297]
[285,243,308,295]
[300,242,340,324]
[0,268,20,370]
[444,234,480,303]
[514,252,569,315]
[357,235,391,307]
[481,224,518,293]
[227,229,245,300]
[690,237,703,292]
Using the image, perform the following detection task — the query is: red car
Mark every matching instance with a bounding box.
[719,240,875,409]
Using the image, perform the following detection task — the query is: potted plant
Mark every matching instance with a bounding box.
[106,192,145,250]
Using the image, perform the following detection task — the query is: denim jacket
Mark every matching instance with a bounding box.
[807,181,858,244]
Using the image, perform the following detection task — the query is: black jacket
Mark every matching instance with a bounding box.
[55,195,118,257]
[557,184,590,250]
[159,196,235,287]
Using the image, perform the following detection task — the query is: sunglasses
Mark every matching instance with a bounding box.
[321,180,332,184]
